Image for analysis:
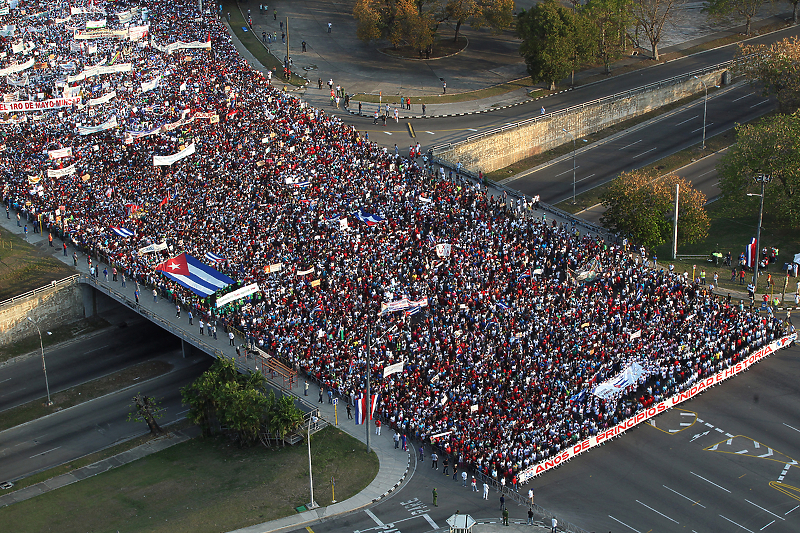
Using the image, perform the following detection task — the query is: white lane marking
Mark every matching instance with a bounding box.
[30,446,61,459]
[608,515,641,533]
[690,431,710,442]
[467,128,478,132]
[365,509,384,526]
[783,423,800,434]
[632,147,657,159]
[426,131,435,135]
[716,428,725,433]
[732,92,754,102]
[691,471,731,493]
[555,166,580,177]
[735,450,749,454]
[423,514,439,529]
[636,500,678,523]
[383,132,393,135]
[176,409,190,415]
[786,505,799,515]
[680,412,694,416]
[675,115,699,126]
[761,520,775,530]
[750,100,769,108]
[705,422,714,428]
[505,123,515,126]
[759,448,774,459]
[778,463,791,481]
[691,123,714,133]
[726,438,733,445]
[720,514,755,533]
[85,344,110,354]
[618,139,642,150]
[0,377,12,384]
[662,485,706,508]
[726,433,735,438]
[746,499,784,520]
[698,169,716,177]
[578,173,595,183]
[680,422,692,426]
[754,441,760,449]
[697,418,704,423]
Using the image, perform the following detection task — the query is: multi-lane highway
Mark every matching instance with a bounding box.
[0,318,212,483]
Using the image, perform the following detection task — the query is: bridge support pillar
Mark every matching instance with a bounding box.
[81,284,97,317]
[181,339,192,358]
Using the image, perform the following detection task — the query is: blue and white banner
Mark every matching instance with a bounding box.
[78,116,117,135]
[110,226,135,237]
[153,142,195,166]
[354,208,385,226]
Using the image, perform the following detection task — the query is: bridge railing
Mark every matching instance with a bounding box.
[0,274,80,309]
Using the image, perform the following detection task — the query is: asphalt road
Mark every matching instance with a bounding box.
[502,83,773,204]
[0,313,180,412]
[0,352,212,482]
[336,23,800,151]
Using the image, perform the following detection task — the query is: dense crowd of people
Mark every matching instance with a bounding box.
[1,0,791,486]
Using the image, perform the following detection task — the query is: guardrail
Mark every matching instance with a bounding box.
[0,274,80,309]
[431,60,734,154]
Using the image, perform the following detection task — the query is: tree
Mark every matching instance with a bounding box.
[585,0,634,74]
[601,171,709,249]
[442,0,514,41]
[737,36,800,114]
[703,0,765,37]
[265,393,305,446]
[717,112,800,228]
[790,0,800,24]
[128,393,165,435]
[629,0,684,61]
[517,0,594,91]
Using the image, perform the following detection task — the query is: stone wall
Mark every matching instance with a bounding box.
[0,278,84,346]
[433,71,726,174]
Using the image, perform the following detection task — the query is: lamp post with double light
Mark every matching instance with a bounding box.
[27,316,52,406]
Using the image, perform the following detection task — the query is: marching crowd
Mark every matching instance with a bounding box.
[1,0,791,486]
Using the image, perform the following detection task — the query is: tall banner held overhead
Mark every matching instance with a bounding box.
[153,142,195,166]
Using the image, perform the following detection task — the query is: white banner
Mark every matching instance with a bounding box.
[128,25,149,41]
[153,142,195,166]
[265,262,283,274]
[0,58,34,77]
[88,90,116,106]
[140,76,160,93]
[436,243,451,258]
[592,362,653,400]
[297,267,314,276]
[138,241,167,255]
[78,115,117,135]
[0,95,80,113]
[216,283,260,308]
[0,25,14,37]
[73,29,128,40]
[48,147,73,159]
[383,360,405,378]
[518,332,798,484]
[86,19,107,29]
[67,62,132,83]
[47,164,77,178]
[152,40,211,54]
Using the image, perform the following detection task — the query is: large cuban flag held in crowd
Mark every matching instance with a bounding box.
[155,253,234,297]
[745,238,757,268]
[354,208,385,226]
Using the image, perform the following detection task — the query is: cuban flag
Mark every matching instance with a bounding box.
[205,251,224,263]
[311,303,324,315]
[155,253,234,297]
[517,268,532,281]
[745,238,757,268]
[110,226,134,237]
[496,301,509,311]
[354,208,385,226]
[354,393,380,425]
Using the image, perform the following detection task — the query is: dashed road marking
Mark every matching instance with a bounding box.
[691,471,731,493]
[746,499,785,520]
[636,500,678,523]
[632,147,657,159]
[608,514,641,533]
[662,485,706,508]
[720,514,755,533]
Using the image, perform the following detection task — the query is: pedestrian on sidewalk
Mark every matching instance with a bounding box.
[483,482,489,499]
[121,273,126,288]
[199,319,204,335]
[347,403,352,419]
[500,494,505,511]
[528,487,534,505]
[471,477,477,491]
[153,288,158,302]
[527,508,534,525]
[134,289,140,304]
[422,103,426,115]
[327,22,331,33]
[304,381,309,396]
[229,331,235,345]
[48,232,53,246]
[375,418,381,435]
[432,488,438,507]
[419,445,424,462]
[112,267,117,281]
[319,387,324,403]
[188,311,193,325]
[462,470,468,486]
[23,225,27,238]
[442,80,446,94]
[431,452,438,469]
[551,517,557,533]
[213,325,217,340]
[443,456,449,475]
[176,305,181,318]
[401,433,407,450]
[393,432,400,448]
[502,507,509,526]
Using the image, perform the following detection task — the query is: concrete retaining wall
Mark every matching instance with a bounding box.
[0,279,84,346]
[434,70,726,174]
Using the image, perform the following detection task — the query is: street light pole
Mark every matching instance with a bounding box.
[366,329,371,453]
[562,128,576,204]
[751,174,772,289]
[307,414,317,509]
[692,76,717,151]
[26,316,52,406]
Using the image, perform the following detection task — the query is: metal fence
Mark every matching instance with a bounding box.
[0,274,80,309]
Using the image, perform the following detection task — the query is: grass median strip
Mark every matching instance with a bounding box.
[0,426,378,533]
[0,360,173,432]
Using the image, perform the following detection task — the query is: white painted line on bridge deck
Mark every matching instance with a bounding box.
[675,115,699,126]
[750,100,769,108]
[783,423,800,434]
[365,509,384,526]
[467,128,478,131]
[761,520,775,530]
[383,132,393,135]
[608,515,641,533]
[618,139,642,150]
[786,505,799,515]
[426,131,435,135]
[555,166,580,177]
[636,500,678,523]
[30,446,60,459]
[423,514,439,529]
[746,499,784,520]
[720,514,755,533]
[691,471,731,492]
[663,485,706,508]
[732,92,754,102]
[691,123,713,133]
[632,147,657,159]
[85,344,110,354]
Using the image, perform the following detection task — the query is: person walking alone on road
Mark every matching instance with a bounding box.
[483,481,489,499]
[347,403,353,419]
[176,305,181,318]
[442,456,449,475]
[327,22,331,33]
[471,477,477,491]
[527,508,534,525]
[394,432,400,448]
[462,470,468,486]
[500,494,505,511]
[229,331,235,346]
[432,488,438,506]
[551,517,557,533]
[199,319,204,335]
[419,445,424,462]
[431,452,438,469]
[502,507,509,526]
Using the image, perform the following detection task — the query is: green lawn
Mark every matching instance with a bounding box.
[0,226,77,301]
[0,426,378,533]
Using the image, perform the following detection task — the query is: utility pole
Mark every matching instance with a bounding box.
[366,330,371,453]
[751,174,772,288]
[672,182,679,260]
[286,16,290,79]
